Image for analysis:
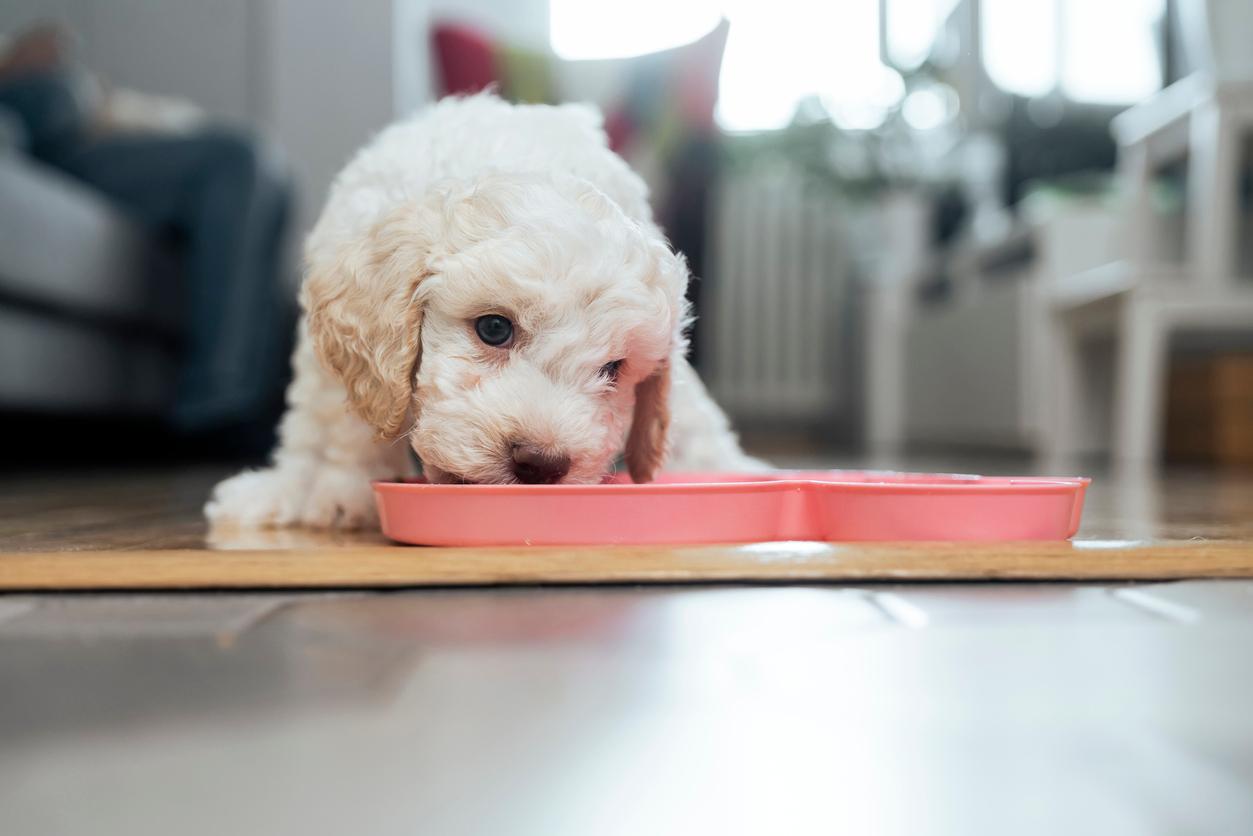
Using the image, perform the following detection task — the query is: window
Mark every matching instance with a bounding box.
[885,0,960,71]
[550,0,901,133]
[981,0,1165,103]
[549,0,723,60]
[550,0,1166,134]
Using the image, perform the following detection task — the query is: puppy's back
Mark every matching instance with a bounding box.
[314,93,652,249]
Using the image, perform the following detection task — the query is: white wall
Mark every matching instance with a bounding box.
[262,0,396,230]
[0,0,260,123]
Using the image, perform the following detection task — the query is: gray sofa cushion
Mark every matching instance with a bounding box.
[0,154,180,336]
[0,104,26,152]
[0,306,174,413]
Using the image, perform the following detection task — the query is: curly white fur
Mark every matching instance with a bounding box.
[207,94,764,529]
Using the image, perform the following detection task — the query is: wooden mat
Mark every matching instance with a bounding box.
[3,540,1253,590]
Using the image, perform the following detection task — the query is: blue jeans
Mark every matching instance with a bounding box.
[1,70,293,431]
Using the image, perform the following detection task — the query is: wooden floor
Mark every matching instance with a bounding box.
[4,460,1253,833]
[1,460,1251,588]
[4,577,1253,834]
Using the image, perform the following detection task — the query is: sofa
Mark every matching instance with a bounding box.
[0,110,181,417]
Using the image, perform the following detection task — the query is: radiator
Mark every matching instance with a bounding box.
[702,165,850,425]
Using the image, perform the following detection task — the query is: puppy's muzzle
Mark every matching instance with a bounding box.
[511,443,570,484]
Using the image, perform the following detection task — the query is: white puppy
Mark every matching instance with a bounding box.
[207,94,762,529]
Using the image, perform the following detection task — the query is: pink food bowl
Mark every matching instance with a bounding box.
[373,471,1090,546]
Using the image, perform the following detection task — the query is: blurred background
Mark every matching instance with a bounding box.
[1,0,1251,471]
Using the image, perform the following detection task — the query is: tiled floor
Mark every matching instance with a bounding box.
[2,583,1253,835]
[2,459,1252,834]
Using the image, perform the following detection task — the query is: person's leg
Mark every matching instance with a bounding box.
[174,134,293,430]
[0,69,91,160]
[59,130,294,430]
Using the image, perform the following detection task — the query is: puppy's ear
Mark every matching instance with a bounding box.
[625,361,671,483]
[304,204,435,438]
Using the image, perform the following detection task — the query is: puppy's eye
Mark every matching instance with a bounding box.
[599,359,624,383]
[475,315,513,347]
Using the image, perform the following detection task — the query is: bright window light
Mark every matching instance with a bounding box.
[550,0,722,60]
[885,0,959,70]
[1061,0,1163,103]
[550,0,899,133]
[551,0,1164,134]
[718,0,891,132]
[981,0,1058,97]
[982,0,1163,102]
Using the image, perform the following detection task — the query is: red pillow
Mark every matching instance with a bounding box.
[431,22,499,97]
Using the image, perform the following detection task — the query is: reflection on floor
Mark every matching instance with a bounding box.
[3,582,1253,835]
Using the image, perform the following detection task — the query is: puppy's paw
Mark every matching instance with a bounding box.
[298,464,380,529]
[205,464,312,528]
[207,462,379,529]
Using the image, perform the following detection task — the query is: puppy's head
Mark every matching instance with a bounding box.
[304,172,688,484]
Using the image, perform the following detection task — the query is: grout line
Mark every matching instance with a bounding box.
[1110,587,1201,624]
[868,591,930,629]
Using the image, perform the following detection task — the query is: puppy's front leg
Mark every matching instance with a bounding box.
[206,325,412,529]
[664,358,771,473]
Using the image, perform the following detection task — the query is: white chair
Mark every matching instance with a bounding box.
[1040,74,1253,464]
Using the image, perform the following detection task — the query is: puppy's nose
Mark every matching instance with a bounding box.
[510,443,570,484]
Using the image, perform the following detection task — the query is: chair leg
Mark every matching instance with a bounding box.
[1038,309,1085,462]
[1187,101,1240,286]
[865,285,906,459]
[1112,299,1167,464]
